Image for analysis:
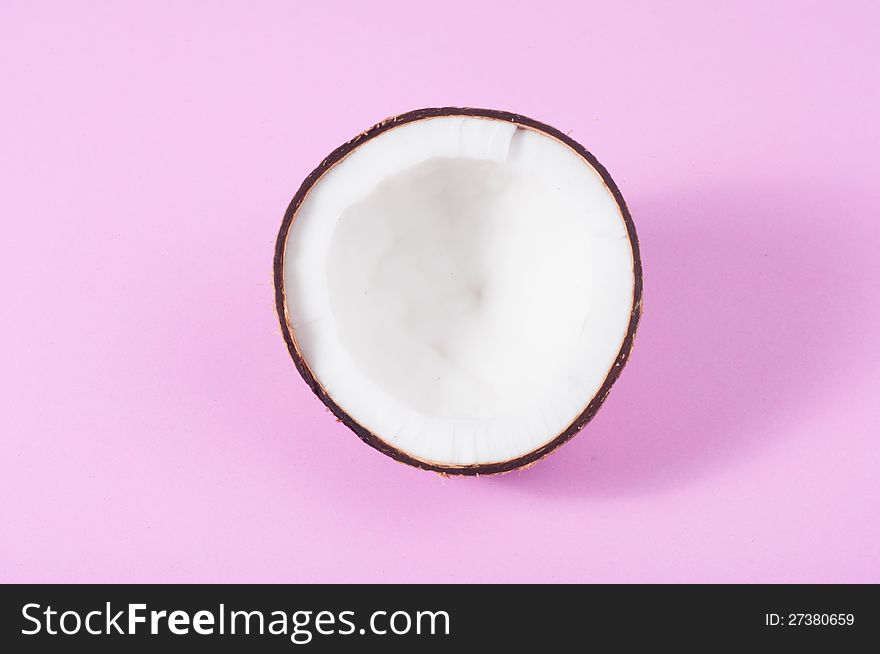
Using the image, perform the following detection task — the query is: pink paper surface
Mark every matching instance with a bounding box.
[2,1,879,583]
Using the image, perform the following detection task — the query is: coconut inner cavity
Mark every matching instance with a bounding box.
[283,116,635,466]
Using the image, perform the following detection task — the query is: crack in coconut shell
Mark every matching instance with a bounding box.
[273,107,643,476]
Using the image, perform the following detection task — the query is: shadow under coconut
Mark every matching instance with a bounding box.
[495,180,879,497]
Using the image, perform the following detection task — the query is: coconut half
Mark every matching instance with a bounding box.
[274,108,642,475]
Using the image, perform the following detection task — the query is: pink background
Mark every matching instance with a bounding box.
[2,1,879,583]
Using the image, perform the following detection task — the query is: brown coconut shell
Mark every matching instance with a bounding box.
[274,107,643,475]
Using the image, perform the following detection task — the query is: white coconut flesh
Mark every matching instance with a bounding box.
[282,115,636,468]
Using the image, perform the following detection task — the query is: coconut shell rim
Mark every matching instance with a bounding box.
[273,106,643,476]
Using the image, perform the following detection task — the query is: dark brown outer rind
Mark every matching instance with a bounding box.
[274,107,643,476]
